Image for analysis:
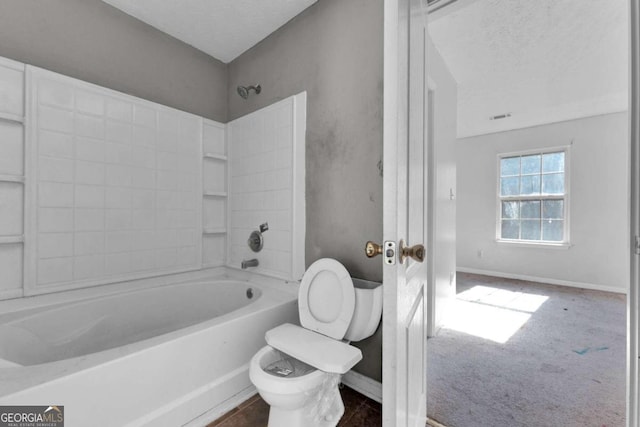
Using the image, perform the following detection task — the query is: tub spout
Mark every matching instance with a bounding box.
[241,259,259,269]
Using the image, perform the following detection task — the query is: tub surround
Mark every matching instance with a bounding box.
[0,56,306,300]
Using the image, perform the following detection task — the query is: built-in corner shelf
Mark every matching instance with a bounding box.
[202,119,228,269]
[203,191,227,198]
[0,112,24,124]
[202,261,226,269]
[0,174,25,184]
[203,153,227,161]
[203,228,226,235]
[0,235,24,245]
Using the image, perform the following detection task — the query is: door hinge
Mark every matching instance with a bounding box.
[635,235,640,255]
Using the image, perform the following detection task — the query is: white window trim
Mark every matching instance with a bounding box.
[495,145,571,246]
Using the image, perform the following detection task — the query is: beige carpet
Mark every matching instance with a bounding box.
[427,273,626,427]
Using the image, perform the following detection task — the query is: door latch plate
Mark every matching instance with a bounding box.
[384,241,396,265]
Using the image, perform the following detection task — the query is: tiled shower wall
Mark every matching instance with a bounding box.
[0,57,229,300]
[228,93,306,281]
[0,57,26,300]
[27,67,204,294]
[0,56,304,299]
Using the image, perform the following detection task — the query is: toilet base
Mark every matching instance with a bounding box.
[266,387,345,427]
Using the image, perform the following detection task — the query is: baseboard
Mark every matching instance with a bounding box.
[342,370,382,403]
[456,267,627,294]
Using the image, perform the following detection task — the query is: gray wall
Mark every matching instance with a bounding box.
[0,0,227,121]
[227,0,384,381]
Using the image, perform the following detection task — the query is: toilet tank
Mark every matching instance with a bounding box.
[344,279,382,342]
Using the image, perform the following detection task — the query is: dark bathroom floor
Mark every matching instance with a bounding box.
[206,385,382,427]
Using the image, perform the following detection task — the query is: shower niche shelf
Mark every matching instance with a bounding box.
[202,119,227,268]
[203,153,227,161]
[203,228,226,235]
[203,191,227,197]
[0,112,24,124]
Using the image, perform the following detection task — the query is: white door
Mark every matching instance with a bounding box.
[379,0,430,425]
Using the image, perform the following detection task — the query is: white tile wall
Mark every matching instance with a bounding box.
[0,55,301,297]
[0,122,24,176]
[203,160,226,194]
[203,122,226,156]
[203,234,225,266]
[27,67,203,292]
[0,57,25,299]
[0,182,23,235]
[0,59,24,119]
[228,93,306,280]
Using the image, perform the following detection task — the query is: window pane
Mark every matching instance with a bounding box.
[542,173,564,194]
[521,155,541,175]
[542,152,565,173]
[501,177,520,196]
[501,220,519,239]
[521,201,541,218]
[543,200,564,219]
[521,220,541,240]
[520,175,540,195]
[501,157,520,177]
[542,220,563,241]
[502,201,519,219]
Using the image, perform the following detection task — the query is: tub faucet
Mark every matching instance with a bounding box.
[241,259,259,269]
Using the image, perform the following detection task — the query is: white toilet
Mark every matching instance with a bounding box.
[249,258,382,427]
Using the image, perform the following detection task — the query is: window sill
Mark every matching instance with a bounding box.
[496,239,572,250]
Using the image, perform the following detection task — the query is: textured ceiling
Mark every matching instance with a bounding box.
[429,0,628,137]
[102,0,317,63]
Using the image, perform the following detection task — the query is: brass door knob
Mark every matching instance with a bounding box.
[365,241,383,258]
[399,240,425,263]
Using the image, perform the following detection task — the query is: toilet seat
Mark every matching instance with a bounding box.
[298,258,355,340]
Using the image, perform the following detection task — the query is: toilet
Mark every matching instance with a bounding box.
[249,258,382,427]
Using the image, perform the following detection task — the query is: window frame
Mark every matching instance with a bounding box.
[495,146,571,247]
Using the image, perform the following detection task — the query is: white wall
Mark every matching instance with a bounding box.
[427,38,457,335]
[457,112,629,293]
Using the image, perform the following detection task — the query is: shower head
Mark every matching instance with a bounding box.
[237,84,261,99]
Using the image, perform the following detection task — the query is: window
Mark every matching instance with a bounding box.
[498,149,568,244]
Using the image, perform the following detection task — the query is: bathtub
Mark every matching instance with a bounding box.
[0,275,298,426]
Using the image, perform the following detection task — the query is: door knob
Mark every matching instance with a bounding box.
[365,241,383,258]
[399,240,425,264]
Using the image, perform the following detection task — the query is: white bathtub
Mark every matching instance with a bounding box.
[0,275,298,426]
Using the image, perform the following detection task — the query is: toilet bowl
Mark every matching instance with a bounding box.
[249,258,382,427]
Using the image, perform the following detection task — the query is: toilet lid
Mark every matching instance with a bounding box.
[298,258,355,340]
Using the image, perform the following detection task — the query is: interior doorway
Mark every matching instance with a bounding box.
[424,0,630,425]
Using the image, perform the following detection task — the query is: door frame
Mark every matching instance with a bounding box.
[628,1,639,426]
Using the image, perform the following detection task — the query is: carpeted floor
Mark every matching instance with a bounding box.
[427,273,626,427]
